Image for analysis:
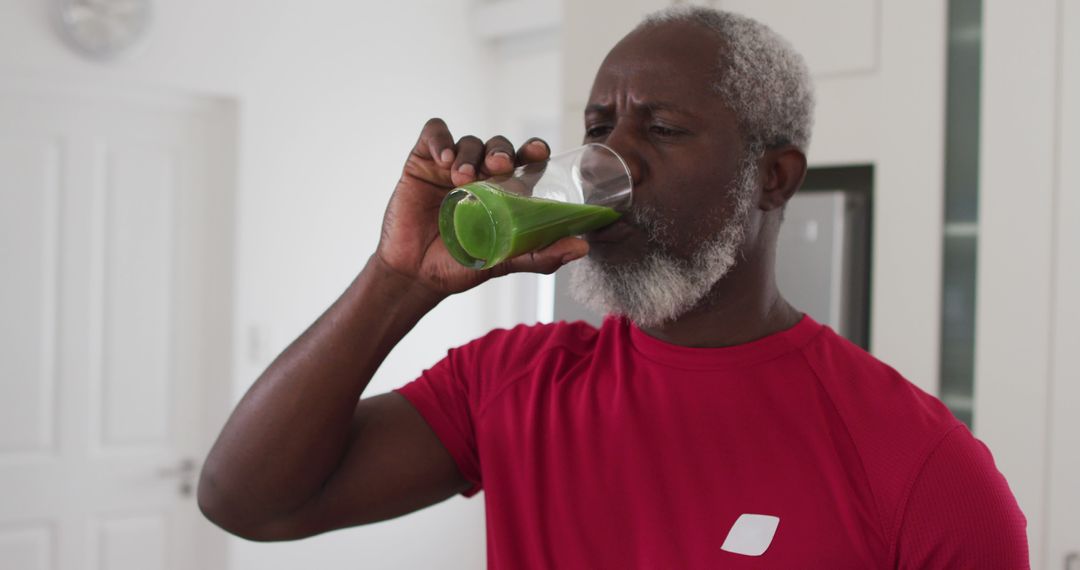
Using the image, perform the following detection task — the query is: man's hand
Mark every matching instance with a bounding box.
[375,118,589,296]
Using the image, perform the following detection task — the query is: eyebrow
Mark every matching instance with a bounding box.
[584,101,698,119]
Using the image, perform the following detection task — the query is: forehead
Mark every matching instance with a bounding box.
[589,22,726,108]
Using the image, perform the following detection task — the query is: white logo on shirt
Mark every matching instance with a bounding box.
[721,514,780,556]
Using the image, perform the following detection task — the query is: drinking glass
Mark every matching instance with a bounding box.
[438,143,633,269]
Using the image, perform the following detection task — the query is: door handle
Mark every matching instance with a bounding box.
[158,458,197,497]
[157,458,196,477]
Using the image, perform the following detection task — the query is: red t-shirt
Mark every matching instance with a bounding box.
[395,315,1028,569]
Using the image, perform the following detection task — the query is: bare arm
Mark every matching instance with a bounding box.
[197,120,586,540]
[197,256,454,540]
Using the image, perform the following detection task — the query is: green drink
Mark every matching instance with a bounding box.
[440,180,621,269]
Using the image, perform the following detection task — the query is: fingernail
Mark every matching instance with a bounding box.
[561,253,580,264]
[490,151,512,162]
[458,163,475,176]
[529,140,547,150]
[440,149,454,163]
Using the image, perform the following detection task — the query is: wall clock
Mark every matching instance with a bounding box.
[54,0,152,60]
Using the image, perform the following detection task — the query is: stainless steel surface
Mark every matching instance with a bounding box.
[776,190,849,336]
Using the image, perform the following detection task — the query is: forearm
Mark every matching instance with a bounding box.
[198,254,444,529]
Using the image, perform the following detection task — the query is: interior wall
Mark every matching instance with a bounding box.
[0,1,496,568]
[485,28,564,326]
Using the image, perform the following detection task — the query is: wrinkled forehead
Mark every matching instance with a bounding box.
[588,22,726,107]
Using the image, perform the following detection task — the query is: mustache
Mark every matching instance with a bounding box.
[623,205,673,245]
[622,206,659,228]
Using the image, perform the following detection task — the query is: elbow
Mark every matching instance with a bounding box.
[196,467,244,537]
[196,466,266,541]
[196,467,315,543]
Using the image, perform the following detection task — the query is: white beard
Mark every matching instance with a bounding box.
[568,153,758,328]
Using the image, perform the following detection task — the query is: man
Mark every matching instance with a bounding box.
[198,6,1029,568]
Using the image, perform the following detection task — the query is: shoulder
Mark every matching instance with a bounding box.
[456,319,602,372]
[466,318,600,356]
[799,327,957,434]
[893,426,1028,567]
[442,318,603,406]
[797,328,1024,564]
[797,327,964,541]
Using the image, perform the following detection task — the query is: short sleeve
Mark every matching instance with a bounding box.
[894,426,1029,569]
[395,345,484,498]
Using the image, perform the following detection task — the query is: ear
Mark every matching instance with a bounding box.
[758,145,807,211]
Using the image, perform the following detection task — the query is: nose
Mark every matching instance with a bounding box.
[595,124,645,189]
[579,144,635,209]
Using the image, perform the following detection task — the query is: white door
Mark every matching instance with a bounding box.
[0,83,235,570]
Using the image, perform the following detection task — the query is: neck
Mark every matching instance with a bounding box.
[638,247,802,348]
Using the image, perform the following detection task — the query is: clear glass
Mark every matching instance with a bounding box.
[439,143,633,269]
[940,0,982,427]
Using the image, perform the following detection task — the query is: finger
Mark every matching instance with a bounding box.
[490,237,589,277]
[451,135,485,187]
[515,137,551,166]
[481,135,516,176]
[416,118,456,167]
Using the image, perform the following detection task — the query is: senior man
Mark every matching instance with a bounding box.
[198,6,1028,568]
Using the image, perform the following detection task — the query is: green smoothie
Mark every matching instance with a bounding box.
[439,180,621,269]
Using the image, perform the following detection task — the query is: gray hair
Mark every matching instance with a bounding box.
[638,6,815,153]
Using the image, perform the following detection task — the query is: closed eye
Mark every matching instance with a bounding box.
[585,125,612,138]
[649,125,681,137]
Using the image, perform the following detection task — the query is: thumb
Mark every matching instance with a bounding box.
[492,237,589,277]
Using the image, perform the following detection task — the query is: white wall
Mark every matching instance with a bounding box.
[0,0,503,568]
[481,17,565,325]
